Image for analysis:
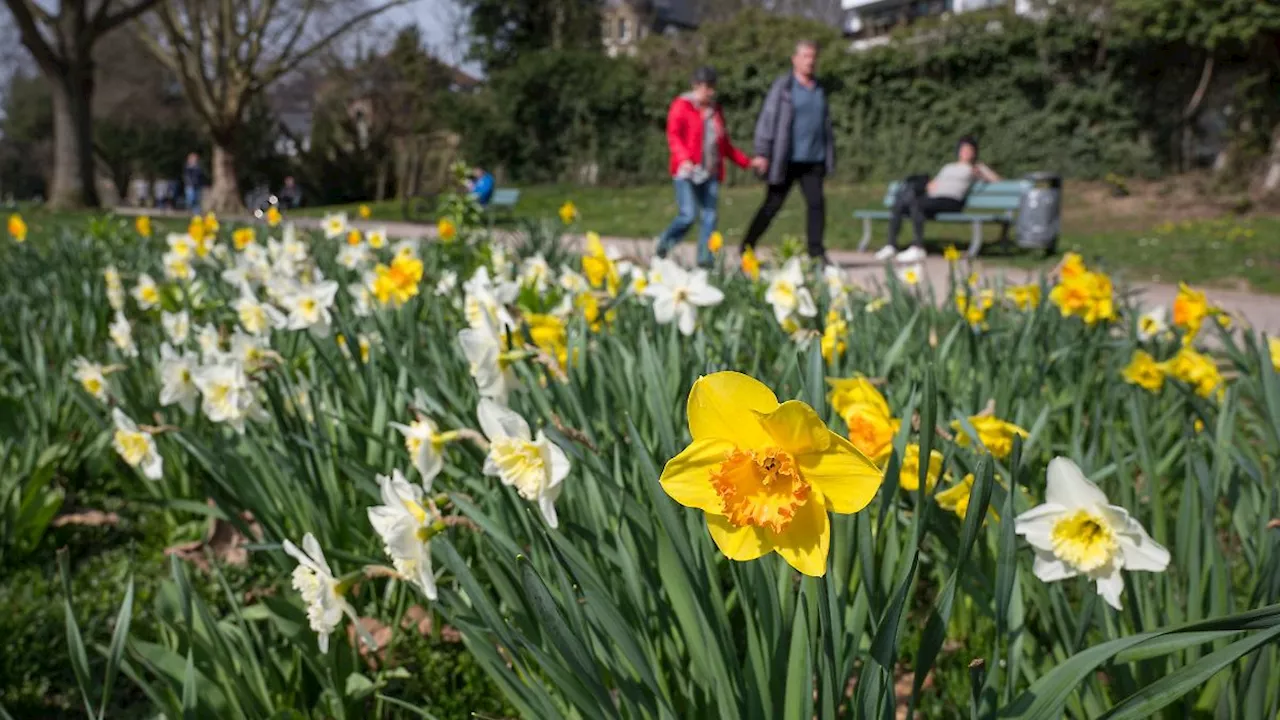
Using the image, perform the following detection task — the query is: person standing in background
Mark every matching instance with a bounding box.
[655,66,749,268]
[467,167,495,207]
[183,152,206,213]
[741,40,836,264]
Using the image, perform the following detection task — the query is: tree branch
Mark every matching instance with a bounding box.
[3,0,63,75]
[1182,55,1215,121]
[260,0,408,87]
[95,0,166,35]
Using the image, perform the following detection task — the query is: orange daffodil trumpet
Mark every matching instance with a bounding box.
[659,372,881,576]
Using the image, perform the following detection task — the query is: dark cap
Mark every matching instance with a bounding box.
[692,66,718,87]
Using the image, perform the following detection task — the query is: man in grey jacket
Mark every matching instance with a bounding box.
[741,40,836,262]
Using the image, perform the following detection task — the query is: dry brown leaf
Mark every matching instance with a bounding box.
[51,509,120,527]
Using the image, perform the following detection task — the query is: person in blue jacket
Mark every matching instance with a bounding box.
[468,167,495,206]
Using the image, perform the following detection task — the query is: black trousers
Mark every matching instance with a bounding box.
[886,191,964,249]
[741,162,826,257]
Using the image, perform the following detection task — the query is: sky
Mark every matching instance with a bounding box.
[386,0,481,75]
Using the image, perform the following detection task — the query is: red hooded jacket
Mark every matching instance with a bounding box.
[666,95,749,181]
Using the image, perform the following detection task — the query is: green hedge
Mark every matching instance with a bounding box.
[456,7,1275,186]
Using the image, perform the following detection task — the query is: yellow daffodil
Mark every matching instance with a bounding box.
[1270,338,1280,373]
[821,313,847,363]
[346,229,362,246]
[827,376,889,419]
[936,473,998,521]
[187,216,206,245]
[1172,283,1209,336]
[899,444,943,492]
[1049,269,1115,325]
[582,232,620,294]
[843,404,898,467]
[203,212,219,236]
[559,201,578,225]
[576,292,615,332]
[359,204,372,219]
[135,215,152,238]
[659,372,881,576]
[709,231,724,253]
[1059,252,1086,281]
[437,218,457,242]
[1006,283,1041,311]
[8,213,27,243]
[266,206,282,227]
[943,245,960,263]
[371,256,424,307]
[1161,346,1223,400]
[526,313,569,368]
[741,247,760,280]
[951,415,1028,460]
[1122,349,1165,393]
[232,227,255,251]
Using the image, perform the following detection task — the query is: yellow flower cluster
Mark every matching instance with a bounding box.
[437,218,457,242]
[7,213,26,243]
[1049,253,1115,325]
[372,256,424,307]
[1172,283,1211,337]
[135,215,152,238]
[526,313,569,368]
[828,377,898,467]
[558,201,578,225]
[740,248,760,280]
[1006,283,1041,311]
[582,233,620,295]
[951,415,1028,460]
[233,227,256,251]
[899,444,942,492]
[1122,346,1223,399]
[821,312,847,363]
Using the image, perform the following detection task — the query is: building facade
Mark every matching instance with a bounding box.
[601,0,699,57]
[842,0,1033,49]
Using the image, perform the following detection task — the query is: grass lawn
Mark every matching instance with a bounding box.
[301,177,1280,293]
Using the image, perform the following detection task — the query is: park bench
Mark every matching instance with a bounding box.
[484,188,521,227]
[854,179,1033,258]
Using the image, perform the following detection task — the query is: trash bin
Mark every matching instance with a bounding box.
[1016,172,1062,253]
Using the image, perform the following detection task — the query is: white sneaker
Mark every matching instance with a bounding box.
[896,246,926,263]
[873,246,897,261]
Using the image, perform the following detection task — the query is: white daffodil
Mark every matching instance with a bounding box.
[366,469,438,600]
[765,257,818,325]
[108,311,138,358]
[366,226,388,249]
[321,212,348,240]
[558,268,589,295]
[392,238,421,261]
[132,273,161,310]
[490,245,513,279]
[641,258,724,336]
[282,280,339,337]
[111,408,162,480]
[349,281,374,317]
[390,417,446,488]
[520,254,552,292]
[337,243,370,270]
[167,232,196,258]
[897,264,923,287]
[72,357,111,401]
[823,264,852,305]
[282,532,358,654]
[163,251,194,281]
[434,270,458,297]
[230,330,272,371]
[195,323,222,360]
[104,265,126,311]
[1137,306,1168,342]
[1015,457,1170,610]
[161,310,190,346]
[158,343,199,414]
[193,361,259,434]
[233,291,285,336]
[477,399,569,528]
[458,320,515,404]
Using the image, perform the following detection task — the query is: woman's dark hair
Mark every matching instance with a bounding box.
[957,135,979,159]
[692,66,718,88]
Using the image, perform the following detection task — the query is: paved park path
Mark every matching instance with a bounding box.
[121,208,1280,337]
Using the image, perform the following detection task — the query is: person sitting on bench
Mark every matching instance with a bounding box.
[874,136,1001,263]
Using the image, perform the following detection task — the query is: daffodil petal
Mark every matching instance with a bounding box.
[707,515,773,560]
[756,400,830,455]
[687,371,777,446]
[660,438,734,515]
[798,435,881,514]
[772,495,830,576]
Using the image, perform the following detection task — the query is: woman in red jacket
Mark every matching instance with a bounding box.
[655,66,750,268]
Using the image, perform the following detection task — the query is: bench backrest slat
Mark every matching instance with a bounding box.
[491,189,520,206]
[878,179,1030,210]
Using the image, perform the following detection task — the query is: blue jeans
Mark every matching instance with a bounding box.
[657,179,719,267]
[185,185,201,214]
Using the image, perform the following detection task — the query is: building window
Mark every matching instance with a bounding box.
[618,18,630,42]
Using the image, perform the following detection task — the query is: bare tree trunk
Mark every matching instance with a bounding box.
[48,67,99,209]
[207,141,243,213]
[1263,122,1280,196]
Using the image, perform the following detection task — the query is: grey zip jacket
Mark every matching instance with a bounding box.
[753,74,836,186]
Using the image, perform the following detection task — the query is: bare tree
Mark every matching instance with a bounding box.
[3,0,164,208]
[137,0,408,212]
